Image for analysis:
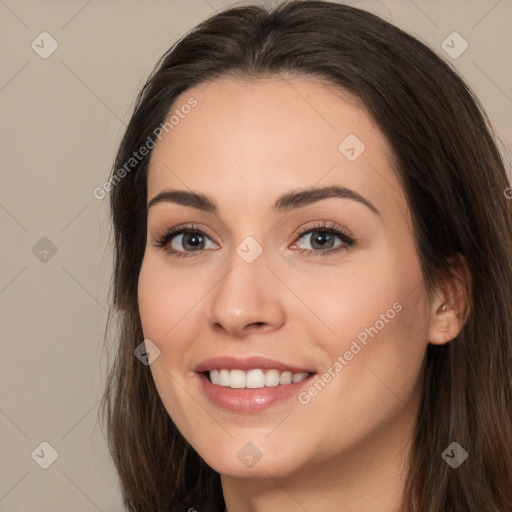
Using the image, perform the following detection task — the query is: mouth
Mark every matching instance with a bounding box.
[194,356,316,412]
[203,368,312,388]
[193,355,317,411]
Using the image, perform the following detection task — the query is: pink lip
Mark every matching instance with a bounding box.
[195,372,315,412]
[193,355,314,374]
[193,356,316,412]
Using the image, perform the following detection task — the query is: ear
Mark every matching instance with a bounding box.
[427,255,472,345]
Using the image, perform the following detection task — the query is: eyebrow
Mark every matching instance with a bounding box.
[147,185,380,216]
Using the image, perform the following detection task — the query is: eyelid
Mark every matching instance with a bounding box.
[151,223,216,253]
[152,220,357,257]
[153,222,217,244]
[292,221,356,244]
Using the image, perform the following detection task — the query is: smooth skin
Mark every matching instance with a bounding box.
[137,76,466,512]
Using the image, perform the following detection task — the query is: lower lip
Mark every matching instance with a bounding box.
[196,372,315,412]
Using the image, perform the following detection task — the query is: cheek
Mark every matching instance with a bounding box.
[137,255,201,343]
[137,257,200,433]
[305,244,429,391]
[137,255,210,401]
[293,275,429,459]
[295,254,419,346]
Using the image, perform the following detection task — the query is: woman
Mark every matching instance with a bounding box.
[99,1,512,510]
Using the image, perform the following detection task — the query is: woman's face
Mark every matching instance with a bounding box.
[138,76,433,479]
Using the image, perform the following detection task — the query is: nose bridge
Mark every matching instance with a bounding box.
[207,242,285,336]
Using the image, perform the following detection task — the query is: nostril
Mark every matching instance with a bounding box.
[248,322,266,330]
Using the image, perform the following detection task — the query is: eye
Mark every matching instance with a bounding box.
[290,222,356,256]
[152,224,219,258]
[152,221,356,259]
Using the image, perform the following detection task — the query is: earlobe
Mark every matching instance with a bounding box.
[428,298,461,345]
[427,259,471,345]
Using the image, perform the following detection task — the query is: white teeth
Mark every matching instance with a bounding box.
[229,369,246,389]
[210,369,220,385]
[292,372,309,383]
[246,369,266,388]
[265,369,280,387]
[207,368,310,388]
[219,369,230,387]
[279,371,292,385]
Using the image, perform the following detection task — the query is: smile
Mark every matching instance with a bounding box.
[194,355,316,411]
[207,368,311,388]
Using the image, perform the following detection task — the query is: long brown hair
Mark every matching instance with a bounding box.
[99,1,512,510]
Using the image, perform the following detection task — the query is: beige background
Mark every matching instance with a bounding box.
[1,0,511,510]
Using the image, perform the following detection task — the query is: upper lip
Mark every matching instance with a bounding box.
[194,355,315,374]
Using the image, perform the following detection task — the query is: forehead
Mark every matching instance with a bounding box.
[147,76,406,219]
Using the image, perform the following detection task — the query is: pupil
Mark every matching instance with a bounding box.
[312,231,334,250]
[184,233,204,250]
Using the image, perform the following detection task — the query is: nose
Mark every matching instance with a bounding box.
[207,250,285,338]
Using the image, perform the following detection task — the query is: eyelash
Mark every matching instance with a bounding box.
[152,221,356,259]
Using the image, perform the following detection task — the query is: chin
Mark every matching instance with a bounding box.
[191,435,310,480]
